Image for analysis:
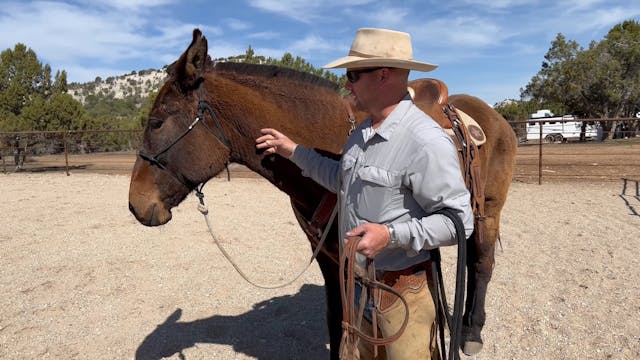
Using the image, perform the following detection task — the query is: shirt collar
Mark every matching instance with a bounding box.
[363,94,413,142]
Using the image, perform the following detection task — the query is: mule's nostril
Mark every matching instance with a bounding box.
[128,202,137,217]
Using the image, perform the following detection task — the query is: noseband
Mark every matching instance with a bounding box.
[138,80,232,193]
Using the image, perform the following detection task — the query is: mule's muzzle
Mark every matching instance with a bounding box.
[128,200,172,227]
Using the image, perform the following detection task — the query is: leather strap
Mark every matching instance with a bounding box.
[339,237,410,359]
[291,192,339,265]
[443,105,486,246]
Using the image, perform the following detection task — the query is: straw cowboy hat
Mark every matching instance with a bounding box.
[322,28,437,72]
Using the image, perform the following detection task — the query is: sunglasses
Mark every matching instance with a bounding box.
[346,67,384,83]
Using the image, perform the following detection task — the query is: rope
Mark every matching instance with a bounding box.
[196,189,337,290]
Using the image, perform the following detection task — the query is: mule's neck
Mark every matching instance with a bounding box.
[204,71,352,216]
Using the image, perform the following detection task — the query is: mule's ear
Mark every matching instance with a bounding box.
[172,28,209,91]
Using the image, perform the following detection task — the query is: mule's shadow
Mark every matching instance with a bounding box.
[135,284,329,360]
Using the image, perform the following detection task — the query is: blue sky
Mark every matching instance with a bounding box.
[1,0,639,105]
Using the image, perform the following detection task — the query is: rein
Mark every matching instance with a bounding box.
[339,237,409,359]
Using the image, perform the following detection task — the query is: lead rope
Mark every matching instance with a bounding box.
[195,102,355,289]
[195,186,337,289]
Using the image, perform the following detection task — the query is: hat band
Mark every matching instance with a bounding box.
[348,49,379,59]
[348,49,411,61]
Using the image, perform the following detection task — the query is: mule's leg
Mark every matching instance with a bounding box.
[316,252,342,360]
[462,214,499,355]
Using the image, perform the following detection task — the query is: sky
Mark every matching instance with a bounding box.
[1,0,639,105]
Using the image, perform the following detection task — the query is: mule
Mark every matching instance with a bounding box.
[128,29,516,358]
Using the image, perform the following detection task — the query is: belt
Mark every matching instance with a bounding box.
[379,260,432,283]
[376,261,433,311]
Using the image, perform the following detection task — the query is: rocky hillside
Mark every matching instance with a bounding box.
[69,67,168,105]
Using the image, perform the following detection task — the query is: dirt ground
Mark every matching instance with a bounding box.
[1,141,639,359]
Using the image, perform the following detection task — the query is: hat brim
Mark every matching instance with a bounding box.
[322,55,437,72]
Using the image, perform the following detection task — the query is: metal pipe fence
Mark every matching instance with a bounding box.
[2,120,639,183]
[510,118,639,184]
[1,130,142,175]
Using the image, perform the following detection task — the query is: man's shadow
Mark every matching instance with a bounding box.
[135,284,330,360]
[620,178,640,216]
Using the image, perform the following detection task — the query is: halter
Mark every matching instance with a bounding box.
[138,80,232,197]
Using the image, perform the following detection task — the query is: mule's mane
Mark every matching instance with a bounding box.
[213,61,339,92]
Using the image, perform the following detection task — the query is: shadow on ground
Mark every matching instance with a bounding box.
[136,284,329,360]
[620,178,640,216]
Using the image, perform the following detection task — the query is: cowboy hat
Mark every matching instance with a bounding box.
[322,28,437,72]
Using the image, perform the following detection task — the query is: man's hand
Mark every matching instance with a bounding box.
[256,128,297,158]
[344,223,392,259]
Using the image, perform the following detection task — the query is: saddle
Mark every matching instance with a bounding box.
[408,79,486,146]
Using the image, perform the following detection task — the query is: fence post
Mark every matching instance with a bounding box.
[538,122,543,185]
[64,131,70,176]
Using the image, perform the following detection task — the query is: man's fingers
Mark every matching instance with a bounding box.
[345,225,366,237]
[259,128,277,135]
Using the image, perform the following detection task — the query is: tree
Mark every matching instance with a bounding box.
[135,90,158,128]
[20,93,88,131]
[521,33,580,115]
[53,70,68,94]
[521,21,640,139]
[494,99,547,140]
[603,20,640,117]
[244,45,256,63]
[0,43,85,132]
[41,64,52,98]
[0,43,45,118]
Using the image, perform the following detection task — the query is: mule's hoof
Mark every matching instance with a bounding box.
[462,340,483,356]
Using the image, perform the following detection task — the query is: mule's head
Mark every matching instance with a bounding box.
[129,29,229,226]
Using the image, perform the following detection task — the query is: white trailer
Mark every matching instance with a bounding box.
[526,110,597,142]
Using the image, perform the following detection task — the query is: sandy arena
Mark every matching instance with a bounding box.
[1,172,639,359]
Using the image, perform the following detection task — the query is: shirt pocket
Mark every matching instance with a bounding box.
[355,165,402,223]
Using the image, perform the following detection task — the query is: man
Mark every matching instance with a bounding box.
[256,28,474,359]
[13,135,24,171]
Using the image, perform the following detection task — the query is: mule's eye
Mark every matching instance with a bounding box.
[149,118,163,129]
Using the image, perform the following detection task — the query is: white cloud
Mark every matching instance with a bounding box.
[354,6,412,29]
[289,35,333,53]
[557,0,608,12]
[225,18,251,31]
[565,6,640,33]
[248,0,375,23]
[247,31,280,40]
[462,0,539,9]
[410,16,505,49]
[84,0,178,11]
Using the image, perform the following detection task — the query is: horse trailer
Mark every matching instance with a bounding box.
[525,110,597,142]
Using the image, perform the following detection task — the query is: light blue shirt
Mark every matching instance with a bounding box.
[290,96,474,270]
